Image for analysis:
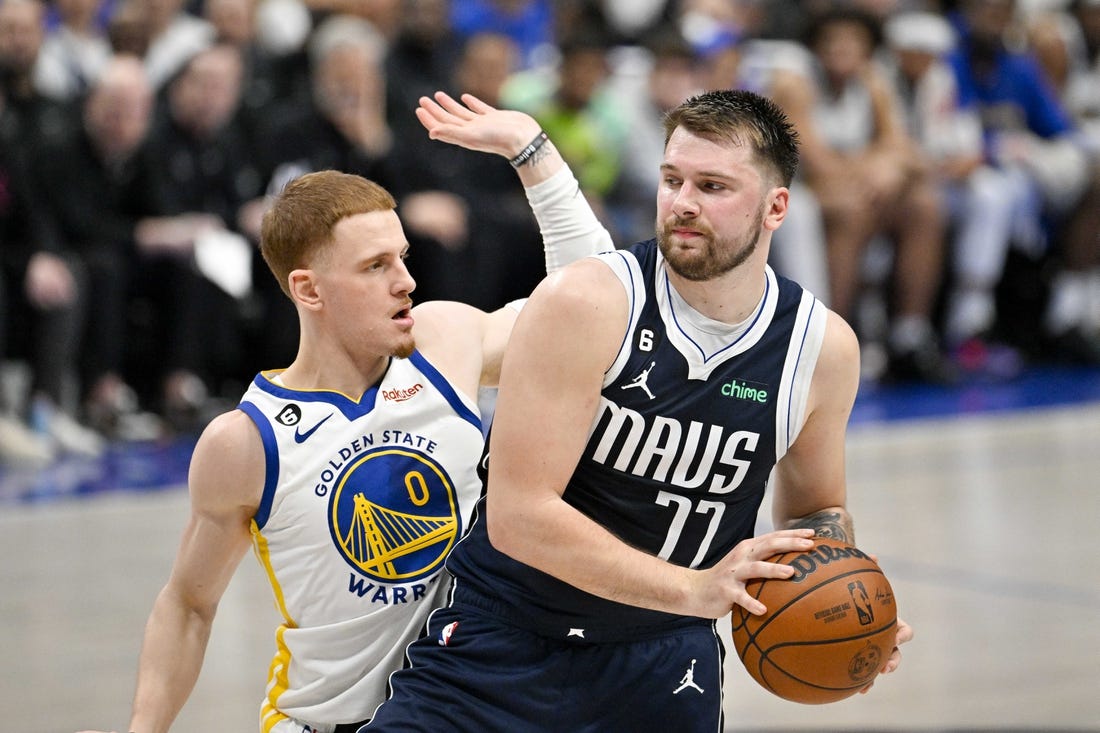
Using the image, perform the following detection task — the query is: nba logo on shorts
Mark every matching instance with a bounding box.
[439,621,459,646]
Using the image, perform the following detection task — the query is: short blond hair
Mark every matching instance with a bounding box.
[260,170,396,298]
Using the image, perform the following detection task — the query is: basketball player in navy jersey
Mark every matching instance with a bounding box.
[76,93,613,733]
[365,89,913,732]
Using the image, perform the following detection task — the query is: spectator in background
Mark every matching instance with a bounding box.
[248,15,395,197]
[450,31,547,304]
[504,26,626,240]
[949,0,1100,363]
[566,0,676,46]
[142,0,213,90]
[384,0,462,140]
[0,140,54,468]
[0,0,77,149]
[1064,0,1100,155]
[202,0,310,141]
[732,0,815,42]
[249,0,312,66]
[606,26,702,245]
[0,0,105,453]
[34,0,112,101]
[105,0,152,58]
[28,55,212,438]
[0,121,104,460]
[1026,0,1100,330]
[242,15,495,311]
[300,0,402,40]
[694,22,833,305]
[1061,0,1100,332]
[238,15,398,370]
[794,7,954,384]
[450,0,556,69]
[394,30,549,308]
[884,10,1025,376]
[27,55,153,435]
[143,43,264,427]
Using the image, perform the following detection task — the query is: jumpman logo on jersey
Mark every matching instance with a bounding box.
[621,362,657,400]
[673,659,704,695]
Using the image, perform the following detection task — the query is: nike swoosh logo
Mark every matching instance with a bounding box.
[294,413,334,443]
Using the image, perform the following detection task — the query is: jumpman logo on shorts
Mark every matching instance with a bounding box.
[673,658,704,694]
[622,362,657,400]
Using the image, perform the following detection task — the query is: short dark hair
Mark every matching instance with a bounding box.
[662,89,800,187]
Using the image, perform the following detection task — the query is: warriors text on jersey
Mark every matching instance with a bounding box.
[237,351,484,731]
[447,239,828,636]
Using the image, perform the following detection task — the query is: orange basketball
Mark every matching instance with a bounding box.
[730,536,898,704]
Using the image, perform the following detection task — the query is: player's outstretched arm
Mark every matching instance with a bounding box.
[416,91,614,273]
[79,411,263,733]
[410,91,614,394]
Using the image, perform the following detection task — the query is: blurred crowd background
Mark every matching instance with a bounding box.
[0,0,1098,468]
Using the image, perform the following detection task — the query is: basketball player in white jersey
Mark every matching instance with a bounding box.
[77,92,613,733]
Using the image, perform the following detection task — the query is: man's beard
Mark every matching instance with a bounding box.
[390,299,416,359]
[655,204,765,282]
[392,338,416,359]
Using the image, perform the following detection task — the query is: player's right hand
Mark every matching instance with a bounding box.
[415,91,543,161]
[696,529,815,618]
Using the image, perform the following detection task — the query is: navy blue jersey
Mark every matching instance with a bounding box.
[446,239,828,637]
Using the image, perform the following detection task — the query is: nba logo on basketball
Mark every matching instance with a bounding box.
[848,580,874,625]
[731,537,898,703]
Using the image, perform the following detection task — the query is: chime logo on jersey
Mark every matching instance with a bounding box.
[720,378,770,403]
[328,446,461,584]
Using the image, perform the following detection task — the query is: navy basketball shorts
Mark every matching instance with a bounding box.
[362,599,725,732]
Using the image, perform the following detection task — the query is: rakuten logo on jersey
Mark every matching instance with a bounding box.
[381,383,424,402]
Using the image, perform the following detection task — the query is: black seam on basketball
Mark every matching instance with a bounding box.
[734,567,885,659]
[760,618,897,653]
[753,620,897,692]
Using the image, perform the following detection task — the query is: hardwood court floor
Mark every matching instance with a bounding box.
[3,367,1100,732]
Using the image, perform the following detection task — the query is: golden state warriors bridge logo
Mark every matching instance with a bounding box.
[328,447,460,583]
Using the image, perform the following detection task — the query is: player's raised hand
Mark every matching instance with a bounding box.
[415,91,543,160]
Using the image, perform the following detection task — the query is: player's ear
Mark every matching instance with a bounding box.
[763,186,789,231]
[288,268,322,310]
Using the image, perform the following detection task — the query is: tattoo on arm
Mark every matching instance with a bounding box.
[787,510,854,544]
[528,141,554,168]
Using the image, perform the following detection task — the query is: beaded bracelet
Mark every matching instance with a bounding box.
[508,130,550,168]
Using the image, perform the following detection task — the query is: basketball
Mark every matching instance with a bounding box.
[730,536,898,704]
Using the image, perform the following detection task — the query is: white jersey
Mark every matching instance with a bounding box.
[237,351,485,732]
